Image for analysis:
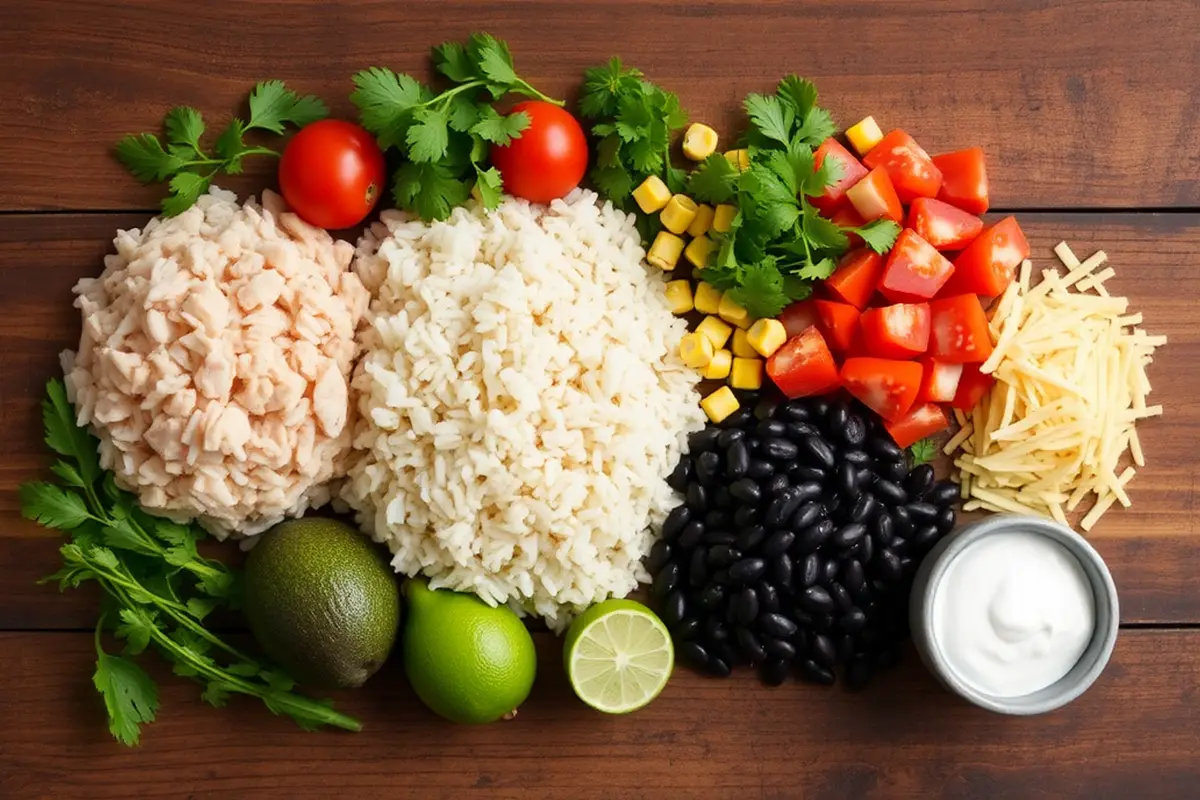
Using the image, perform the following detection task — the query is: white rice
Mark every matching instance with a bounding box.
[342,190,705,629]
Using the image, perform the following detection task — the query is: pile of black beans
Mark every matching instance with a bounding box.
[647,392,960,688]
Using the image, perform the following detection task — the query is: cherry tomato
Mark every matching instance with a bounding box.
[777,299,820,338]
[863,130,943,204]
[845,166,904,224]
[860,302,931,359]
[907,197,984,251]
[929,294,994,363]
[825,248,884,310]
[811,138,868,214]
[933,147,990,214]
[879,229,956,302]
[941,217,1030,297]
[278,120,386,229]
[917,359,964,404]
[839,357,923,422]
[491,101,588,203]
[884,403,950,448]
[813,300,861,352]
[766,326,841,398]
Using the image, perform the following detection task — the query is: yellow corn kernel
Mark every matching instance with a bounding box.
[700,386,740,424]
[723,149,750,171]
[687,204,715,237]
[730,357,764,391]
[696,315,733,350]
[679,332,715,369]
[683,123,719,161]
[846,116,884,157]
[712,203,738,233]
[694,281,723,316]
[632,175,672,214]
[703,348,733,380]
[731,328,757,358]
[647,231,685,271]
[663,279,694,315]
[718,293,752,329]
[660,194,699,235]
[746,318,788,358]
[684,235,714,268]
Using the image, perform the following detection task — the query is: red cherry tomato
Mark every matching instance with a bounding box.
[859,302,932,359]
[845,166,904,224]
[491,101,588,203]
[863,129,943,204]
[777,299,821,338]
[917,359,964,404]
[813,300,861,352]
[811,138,868,214]
[840,357,923,422]
[933,146,990,214]
[825,248,884,310]
[941,216,1030,297]
[929,294,994,363]
[278,120,386,229]
[884,403,950,448]
[766,326,841,398]
[879,229,957,303]
[907,197,984,251]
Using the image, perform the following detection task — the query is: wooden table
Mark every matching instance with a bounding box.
[2,1,1198,797]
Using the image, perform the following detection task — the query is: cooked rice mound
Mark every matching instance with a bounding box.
[65,187,369,536]
[343,190,705,628]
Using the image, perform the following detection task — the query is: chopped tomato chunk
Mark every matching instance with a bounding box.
[845,166,904,224]
[766,326,841,398]
[917,359,963,404]
[951,363,996,411]
[811,138,869,214]
[825,248,883,310]
[879,229,956,302]
[859,302,931,359]
[829,203,866,247]
[863,130,943,204]
[932,146,989,214]
[907,197,984,251]
[777,299,820,339]
[929,294,994,363]
[941,216,1030,297]
[884,403,950,448]
[813,300,861,352]
[840,357,923,422]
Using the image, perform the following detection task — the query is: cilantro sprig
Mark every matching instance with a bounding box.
[909,437,939,466]
[115,81,328,216]
[23,380,360,746]
[351,33,561,221]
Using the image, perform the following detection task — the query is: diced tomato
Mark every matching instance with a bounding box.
[845,323,872,358]
[932,146,989,215]
[884,403,950,448]
[840,357,923,422]
[941,217,1030,297]
[814,300,861,352]
[917,359,963,404]
[811,138,869,214]
[929,294,994,363]
[879,229,956,302]
[829,204,865,247]
[825,248,883,310]
[951,364,996,411]
[859,302,931,359]
[766,326,841,398]
[777,299,820,339]
[907,197,984,251]
[862,130,943,204]
[845,166,904,223]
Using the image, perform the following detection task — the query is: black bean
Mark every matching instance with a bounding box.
[873,479,907,506]
[796,519,834,553]
[729,557,766,584]
[871,514,895,548]
[723,601,739,626]
[790,465,827,484]
[792,500,824,530]
[704,509,730,529]
[756,419,788,439]
[663,590,687,626]
[825,401,849,434]
[841,559,867,598]
[892,505,914,535]
[842,413,867,447]
[798,659,836,685]
[907,501,939,522]
[759,612,798,638]
[745,436,761,453]
[667,459,692,492]
[846,656,874,690]
[799,435,836,469]
[735,525,766,552]
[913,525,941,552]
[689,427,721,453]
[786,421,821,442]
[706,545,739,569]
[936,505,956,534]
[694,451,720,487]
[779,400,812,421]
[858,530,875,565]
[729,478,763,505]
[791,481,823,504]
[677,615,702,640]
[706,656,732,677]
[836,633,857,665]
[653,561,680,598]
[700,584,727,610]
[733,506,760,528]
[662,505,691,541]
[821,557,840,585]
[747,459,775,479]
[905,463,935,497]
[646,539,672,575]
[876,550,902,583]
[717,428,745,449]
[840,608,868,633]
[735,586,760,626]
[765,492,802,529]
[761,530,795,558]
[812,399,830,418]
[736,627,767,662]
[900,556,915,576]
[849,493,878,523]
[720,442,747,481]
[829,582,854,613]
[764,637,796,661]
[765,474,790,496]
[763,437,799,462]
[757,581,781,614]
[800,553,821,588]
[681,520,708,549]
[720,407,754,429]
[810,633,837,668]
[792,609,814,628]
[812,613,835,633]
[710,568,731,586]
[868,436,905,462]
[882,460,909,483]
[800,585,834,614]
[686,482,708,512]
[687,545,707,582]
[771,553,793,589]
[712,487,733,510]
[703,529,736,546]
[754,397,780,421]
[679,640,709,671]
[842,449,871,467]
[837,462,861,499]
[833,522,867,549]
[890,536,909,557]
[757,658,788,686]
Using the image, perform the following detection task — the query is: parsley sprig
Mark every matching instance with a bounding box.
[351,33,562,221]
[22,380,360,746]
[909,437,939,466]
[115,81,328,216]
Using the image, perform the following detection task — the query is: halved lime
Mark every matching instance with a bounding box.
[563,598,674,714]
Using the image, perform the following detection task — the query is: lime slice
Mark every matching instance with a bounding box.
[564,598,674,714]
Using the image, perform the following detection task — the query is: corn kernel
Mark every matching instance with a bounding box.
[712,203,738,233]
[632,175,672,214]
[700,386,740,424]
[723,149,750,171]
[684,235,714,268]
[679,332,714,369]
[718,293,752,329]
[687,204,715,237]
[660,194,699,235]
[694,282,724,316]
[647,231,685,270]
[683,123,719,161]
[696,315,733,349]
[730,357,764,390]
[731,328,757,358]
[663,279,694,315]
[703,348,733,380]
[846,116,884,157]
[746,318,788,358]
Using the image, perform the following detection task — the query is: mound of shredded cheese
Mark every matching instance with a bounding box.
[949,242,1165,531]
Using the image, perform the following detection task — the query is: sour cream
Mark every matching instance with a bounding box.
[932,530,1095,698]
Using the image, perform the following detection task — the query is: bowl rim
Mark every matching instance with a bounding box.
[913,514,1120,715]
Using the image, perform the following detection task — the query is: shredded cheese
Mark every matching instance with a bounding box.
[950,242,1165,531]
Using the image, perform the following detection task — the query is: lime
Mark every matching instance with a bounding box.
[402,579,537,724]
[563,598,674,714]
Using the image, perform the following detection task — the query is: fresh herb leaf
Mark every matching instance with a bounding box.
[776,75,817,119]
[744,94,795,147]
[468,32,519,93]
[794,106,837,147]
[350,67,426,150]
[797,256,837,281]
[850,218,903,254]
[114,134,184,183]
[910,437,938,466]
[432,40,476,84]
[115,608,157,655]
[405,104,452,164]
[590,163,635,201]
[163,107,205,154]
[392,161,471,221]
[185,597,218,622]
[20,481,91,530]
[687,154,739,203]
[730,260,791,319]
[245,80,328,134]
[93,627,159,746]
[161,172,209,217]
[470,107,529,146]
[802,207,849,251]
[580,57,644,118]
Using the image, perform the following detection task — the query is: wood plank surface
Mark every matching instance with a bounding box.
[2,0,1199,211]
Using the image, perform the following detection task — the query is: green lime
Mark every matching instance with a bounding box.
[402,579,536,724]
[243,518,400,689]
[563,598,674,714]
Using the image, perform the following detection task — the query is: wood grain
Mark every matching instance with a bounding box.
[2,0,1198,211]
